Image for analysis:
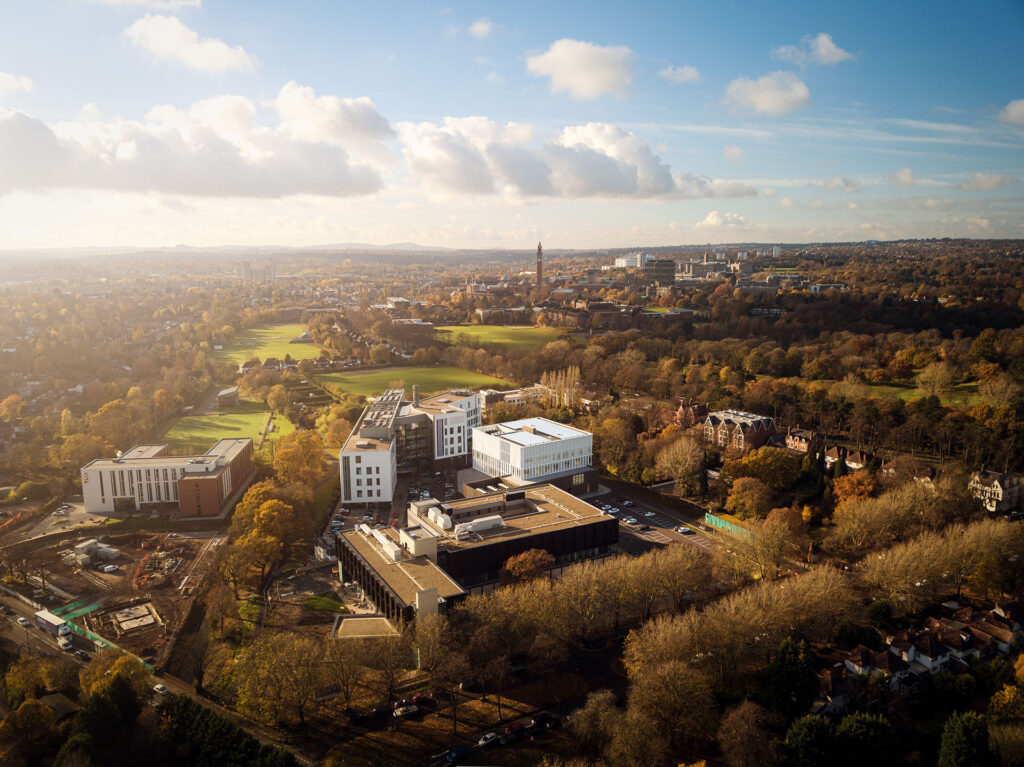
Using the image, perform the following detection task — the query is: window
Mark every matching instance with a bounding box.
[355,456,362,464]
[357,491,362,498]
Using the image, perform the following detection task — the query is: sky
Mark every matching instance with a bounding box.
[0,0,1022,250]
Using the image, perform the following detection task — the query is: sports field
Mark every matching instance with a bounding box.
[160,400,294,455]
[317,366,512,398]
[214,323,322,365]
[435,324,566,351]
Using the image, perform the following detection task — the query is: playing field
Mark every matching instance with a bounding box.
[435,324,566,351]
[317,366,512,398]
[160,400,294,455]
[214,323,322,364]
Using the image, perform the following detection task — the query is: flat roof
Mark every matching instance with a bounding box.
[340,527,465,606]
[83,439,252,471]
[435,485,609,551]
[414,389,475,415]
[475,417,590,446]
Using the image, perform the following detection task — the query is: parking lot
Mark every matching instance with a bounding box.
[594,492,716,556]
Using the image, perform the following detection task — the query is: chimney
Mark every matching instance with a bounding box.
[412,385,420,406]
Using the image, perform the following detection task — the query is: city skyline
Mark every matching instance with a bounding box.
[0,0,1022,249]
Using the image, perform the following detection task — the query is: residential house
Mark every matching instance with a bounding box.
[785,427,823,454]
[703,410,776,452]
[968,470,1022,513]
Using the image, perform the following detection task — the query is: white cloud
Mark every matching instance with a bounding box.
[825,175,862,192]
[772,33,853,67]
[0,71,33,98]
[958,172,1017,191]
[125,14,255,72]
[888,167,915,186]
[397,117,757,200]
[92,0,201,8]
[0,84,392,198]
[526,39,634,100]
[723,144,745,163]
[997,99,1024,126]
[695,210,749,229]
[468,18,494,40]
[723,71,809,115]
[658,65,699,84]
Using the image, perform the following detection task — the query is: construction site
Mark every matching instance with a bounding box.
[15,531,225,665]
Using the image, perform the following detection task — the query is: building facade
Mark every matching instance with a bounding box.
[703,410,777,452]
[339,387,483,505]
[81,439,254,517]
[472,417,593,485]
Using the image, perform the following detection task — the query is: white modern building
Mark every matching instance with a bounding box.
[472,417,592,485]
[340,387,482,505]
[613,252,655,269]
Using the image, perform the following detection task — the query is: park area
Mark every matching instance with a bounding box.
[316,365,512,398]
[435,324,566,351]
[159,400,294,455]
[214,323,322,365]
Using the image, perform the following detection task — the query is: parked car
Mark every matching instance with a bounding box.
[621,499,635,506]
[677,526,695,535]
[531,712,560,728]
[477,732,498,748]
[393,705,419,718]
[153,683,167,695]
[411,693,432,705]
[643,511,656,517]
[58,638,73,651]
[16,616,29,627]
[443,746,468,763]
[74,650,90,661]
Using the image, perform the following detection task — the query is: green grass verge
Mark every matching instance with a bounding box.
[435,324,566,351]
[304,592,348,612]
[160,399,294,455]
[316,365,512,398]
[214,323,324,364]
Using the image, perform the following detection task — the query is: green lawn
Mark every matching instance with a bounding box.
[435,324,567,351]
[214,323,323,364]
[317,365,512,398]
[159,400,294,455]
[304,592,348,612]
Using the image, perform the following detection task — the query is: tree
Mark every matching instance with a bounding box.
[499,548,554,583]
[725,477,774,520]
[655,435,704,494]
[272,430,331,486]
[918,361,956,396]
[718,700,777,767]
[760,638,818,720]
[79,650,149,701]
[0,699,57,765]
[725,447,801,491]
[833,471,877,507]
[569,689,620,760]
[325,418,353,448]
[937,711,995,767]
[778,715,836,767]
[266,385,290,414]
[528,632,568,702]
[627,661,717,755]
[0,394,25,422]
[432,650,471,736]
[836,712,895,767]
[990,684,1024,723]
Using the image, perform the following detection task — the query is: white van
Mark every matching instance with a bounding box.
[102,564,119,574]
[58,638,72,651]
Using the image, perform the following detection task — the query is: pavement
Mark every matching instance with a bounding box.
[593,483,717,556]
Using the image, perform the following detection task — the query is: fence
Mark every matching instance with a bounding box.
[703,511,753,539]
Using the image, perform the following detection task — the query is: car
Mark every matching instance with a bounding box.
[153,683,167,695]
[16,616,29,627]
[74,650,90,661]
[58,638,73,651]
[531,712,558,728]
[477,732,498,748]
[443,746,468,763]
[638,524,650,531]
[393,704,419,718]
[0,605,12,615]
[644,511,656,517]
[677,526,696,535]
[499,731,523,745]
[505,721,524,734]
[621,499,635,507]
[411,692,432,705]
[625,518,639,526]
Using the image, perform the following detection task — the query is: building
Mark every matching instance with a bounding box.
[785,427,824,454]
[703,410,776,452]
[81,439,254,517]
[216,386,239,407]
[536,242,543,288]
[613,252,654,269]
[969,470,1022,513]
[472,417,593,487]
[643,258,676,286]
[339,387,483,505]
[336,485,619,619]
